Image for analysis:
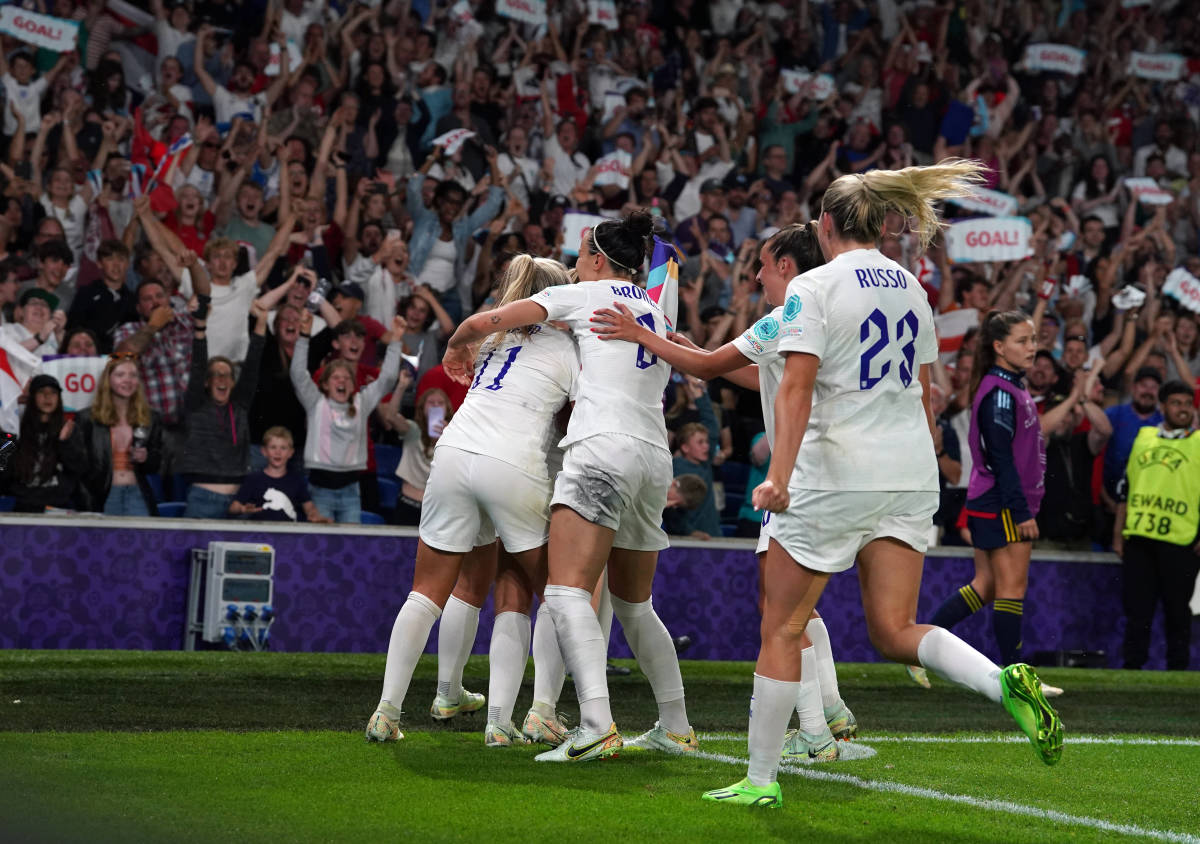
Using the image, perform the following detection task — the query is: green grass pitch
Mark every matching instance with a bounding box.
[1,651,1198,843]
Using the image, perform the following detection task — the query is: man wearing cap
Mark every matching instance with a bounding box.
[1,289,63,357]
[1103,367,1165,504]
[313,283,387,369]
[67,240,137,354]
[1113,380,1200,669]
[676,179,728,257]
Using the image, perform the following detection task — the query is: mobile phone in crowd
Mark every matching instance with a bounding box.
[426,404,445,437]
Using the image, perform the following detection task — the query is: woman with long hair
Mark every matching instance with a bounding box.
[702,163,1062,809]
[441,211,697,762]
[8,374,85,512]
[922,311,1049,681]
[366,256,580,747]
[590,222,858,762]
[77,355,162,515]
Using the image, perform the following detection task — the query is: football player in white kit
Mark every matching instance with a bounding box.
[366,255,580,747]
[700,162,1063,809]
[590,222,857,763]
[443,211,697,762]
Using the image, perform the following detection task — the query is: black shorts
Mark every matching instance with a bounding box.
[966,508,1023,550]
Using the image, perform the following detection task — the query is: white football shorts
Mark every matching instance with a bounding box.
[420,446,552,554]
[551,433,671,552]
[766,489,938,573]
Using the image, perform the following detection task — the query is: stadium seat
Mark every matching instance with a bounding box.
[360,511,385,525]
[720,523,738,537]
[720,460,751,521]
[169,474,192,501]
[0,496,14,512]
[374,444,403,479]
[145,474,165,502]
[157,501,187,518]
[376,477,400,515]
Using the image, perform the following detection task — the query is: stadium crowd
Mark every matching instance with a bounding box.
[0,0,1198,563]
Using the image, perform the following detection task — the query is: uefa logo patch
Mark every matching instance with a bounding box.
[783,295,802,321]
[754,317,779,341]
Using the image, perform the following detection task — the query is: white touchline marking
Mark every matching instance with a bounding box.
[694,750,1200,844]
[698,733,1200,746]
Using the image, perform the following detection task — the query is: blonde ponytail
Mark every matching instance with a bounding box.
[822,158,986,250]
[484,254,571,349]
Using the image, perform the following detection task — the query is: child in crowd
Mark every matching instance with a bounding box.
[230,427,331,523]
[291,309,406,523]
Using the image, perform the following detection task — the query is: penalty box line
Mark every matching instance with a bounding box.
[693,749,1200,844]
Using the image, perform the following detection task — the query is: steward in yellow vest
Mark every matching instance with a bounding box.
[1113,381,1200,670]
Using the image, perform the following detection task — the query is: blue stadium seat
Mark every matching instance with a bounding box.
[0,496,14,512]
[157,501,188,518]
[374,444,403,479]
[720,523,738,537]
[144,473,165,502]
[169,474,192,501]
[720,461,751,521]
[360,511,385,525]
[376,477,400,514]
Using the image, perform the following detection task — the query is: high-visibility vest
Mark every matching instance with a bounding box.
[1122,426,1200,546]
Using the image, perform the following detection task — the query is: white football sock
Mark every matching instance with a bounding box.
[487,611,531,727]
[917,627,1002,703]
[805,616,845,718]
[545,584,612,733]
[436,595,480,701]
[531,601,564,715]
[747,673,799,786]
[596,573,614,646]
[795,647,828,735]
[378,591,441,712]
[610,594,689,735]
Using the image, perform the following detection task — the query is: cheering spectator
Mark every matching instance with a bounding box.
[77,356,163,516]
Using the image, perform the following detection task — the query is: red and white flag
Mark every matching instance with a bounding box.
[0,335,42,433]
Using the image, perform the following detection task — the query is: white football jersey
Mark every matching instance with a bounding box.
[534,280,671,451]
[732,305,787,449]
[777,248,939,492]
[437,324,579,480]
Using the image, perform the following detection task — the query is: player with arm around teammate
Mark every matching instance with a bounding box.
[701,162,1063,809]
[591,222,858,762]
[365,255,580,746]
[443,211,698,762]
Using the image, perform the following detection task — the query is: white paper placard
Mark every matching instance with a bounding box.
[1163,267,1200,313]
[1125,177,1174,205]
[432,128,476,156]
[954,187,1019,217]
[496,0,547,26]
[1128,52,1186,81]
[561,211,609,257]
[945,216,1033,263]
[593,150,631,188]
[0,6,79,51]
[39,356,107,413]
[1023,43,1086,76]
[588,0,618,30]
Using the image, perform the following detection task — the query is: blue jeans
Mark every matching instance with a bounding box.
[310,483,362,524]
[104,484,148,516]
[185,486,236,519]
